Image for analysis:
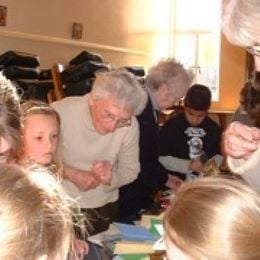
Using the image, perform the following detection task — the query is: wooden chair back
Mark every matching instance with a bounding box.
[51,63,65,102]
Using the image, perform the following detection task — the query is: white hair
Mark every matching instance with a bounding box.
[145,58,193,100]
[222,0,260,47]
[91,69,148,115]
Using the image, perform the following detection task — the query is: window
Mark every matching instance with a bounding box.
[171,0,221,101]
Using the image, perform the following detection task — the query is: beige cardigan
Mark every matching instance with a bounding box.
[52,95,140,208]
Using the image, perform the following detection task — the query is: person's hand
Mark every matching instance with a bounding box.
[72,239,89,260]
[189,158,204,173]
[91,160,112,185]
[165,174,183,191]
[224,121,260,158]
[64,166,100,191]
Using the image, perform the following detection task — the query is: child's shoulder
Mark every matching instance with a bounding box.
[203,116,222,131]
[166,112,185,124]
[162,113,186,130]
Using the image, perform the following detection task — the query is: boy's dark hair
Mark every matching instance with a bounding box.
[184,84,211,111]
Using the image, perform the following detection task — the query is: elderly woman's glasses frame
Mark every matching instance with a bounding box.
[100,110,132,128]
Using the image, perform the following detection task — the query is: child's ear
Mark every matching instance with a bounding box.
[88,93,94,106]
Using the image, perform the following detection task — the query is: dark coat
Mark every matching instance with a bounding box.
[119,96,167,220]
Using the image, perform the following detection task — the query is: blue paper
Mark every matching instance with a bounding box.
[113,222,156,241]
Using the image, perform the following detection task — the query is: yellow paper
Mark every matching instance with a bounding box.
[114,241,154,254]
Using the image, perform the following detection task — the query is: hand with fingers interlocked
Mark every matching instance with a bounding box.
[90,160,112,185]
[224,121,260,159]
[64,161,113,192]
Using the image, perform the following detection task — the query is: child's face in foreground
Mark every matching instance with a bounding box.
[184,107,207,127]
[22,114,59,165]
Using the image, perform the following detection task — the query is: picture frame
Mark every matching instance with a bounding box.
[0,5,7,26]
[72,22,83,40]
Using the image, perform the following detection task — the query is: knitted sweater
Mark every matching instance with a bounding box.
[52,95,140,208]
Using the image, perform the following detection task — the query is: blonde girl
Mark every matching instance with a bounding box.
[164,177,260,259]
[19,100,63,174]
[0,163,76,259]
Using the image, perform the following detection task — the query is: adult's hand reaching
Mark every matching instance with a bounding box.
[72,239,89,260]
[165,174,183,191]
[189,158,204,173]
[224,121,260,158]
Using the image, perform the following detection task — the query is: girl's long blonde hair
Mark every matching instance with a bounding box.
[0,163,76,259]
[0,72,21,160]
[164,177,260,259]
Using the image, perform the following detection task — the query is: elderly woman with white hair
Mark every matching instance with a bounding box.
[52,68,148,236]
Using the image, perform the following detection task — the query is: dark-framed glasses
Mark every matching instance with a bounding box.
[101,110,132,128]
[247,45,260,56]
[115,118,132,128]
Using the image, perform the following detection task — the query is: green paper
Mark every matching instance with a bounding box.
[119,254,149,260]
[148,218,162,238]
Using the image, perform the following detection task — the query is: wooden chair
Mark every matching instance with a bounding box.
[46,88,56,103]
[50,63,65,102]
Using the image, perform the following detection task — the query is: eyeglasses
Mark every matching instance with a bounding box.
[247,45,260,56]
[100,110,132,128]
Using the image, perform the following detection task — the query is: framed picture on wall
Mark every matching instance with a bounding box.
[0,6,7,26]
[72,22,83,40]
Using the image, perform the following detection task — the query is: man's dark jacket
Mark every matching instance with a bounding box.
[119,96,168,220]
